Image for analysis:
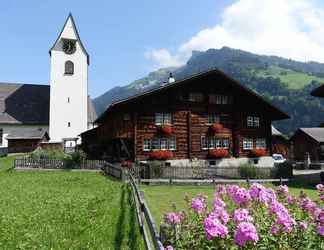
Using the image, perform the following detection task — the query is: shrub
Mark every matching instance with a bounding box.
[239,164,258,179]
[159,125,173,136]
[162,184,324,249]
[208,149,229,159]
[249,149,267,157]
[275,161,293,178]
[149,150,173,160]
[149,161,164,178]
[70,150,86,165]
[30,148,66,160]
[210,123,223,133]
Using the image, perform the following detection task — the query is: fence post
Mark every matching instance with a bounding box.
[246,177,250,187]
[280,177,283,185]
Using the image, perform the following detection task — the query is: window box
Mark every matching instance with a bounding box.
[149,150,173,160]
[159,125,173,136]
[210,123,224,133]
[249,149,267,157]
[208,149,229,159]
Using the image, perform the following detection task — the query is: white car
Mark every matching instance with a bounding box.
[272,154,286,164]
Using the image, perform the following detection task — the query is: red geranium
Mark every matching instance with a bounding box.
[208,149,229,158]
[149,150,173,160]
[160,125,173,136]
[211,123,224,133]
[250,149,267,157]
[121,160,133,168]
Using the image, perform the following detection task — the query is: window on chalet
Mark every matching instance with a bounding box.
[256,138,266,149]
[143,137,176,151]
[247,116,260,127]
[207,114,220,125]
[201,136,229,150]
[243,138,253,150]
[155,113,172,125]
[189,92,204,102]
[209,94,232,104]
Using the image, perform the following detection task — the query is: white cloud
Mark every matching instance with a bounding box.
[146,0,324,68]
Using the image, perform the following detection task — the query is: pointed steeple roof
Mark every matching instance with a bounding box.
[49,13,90,64]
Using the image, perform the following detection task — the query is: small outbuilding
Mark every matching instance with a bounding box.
[290,128,324,162]
[7,130,49,153]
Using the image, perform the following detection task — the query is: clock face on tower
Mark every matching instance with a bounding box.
[62,39,76,55]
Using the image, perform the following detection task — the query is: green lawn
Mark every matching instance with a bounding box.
[142,182,319,227]
[0,155,144,250]
[254,65,324,89]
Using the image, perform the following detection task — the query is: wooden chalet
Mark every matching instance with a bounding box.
[81,69,289,163]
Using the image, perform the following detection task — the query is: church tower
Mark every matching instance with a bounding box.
[49,13,89,144]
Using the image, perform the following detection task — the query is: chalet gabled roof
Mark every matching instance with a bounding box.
[0,82,49,125]
[298,128,324,142]
[49,13,90,65]
[6,129,49,140]
[311,84,324,97]
[96,69,289,123]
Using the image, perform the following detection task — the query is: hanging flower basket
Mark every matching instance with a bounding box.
[250,149,267,158]
[208,149,229,159]
[210,123,224,133]
[149,150,173,160]
[159,125,173,136]
[121,160,133,168]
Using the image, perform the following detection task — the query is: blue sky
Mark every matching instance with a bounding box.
[1,0,324,98]
[0,0,232,98]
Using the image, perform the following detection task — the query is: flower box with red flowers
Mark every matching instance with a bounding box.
[210,123,224,133]
[149,150,173,160]
[250,149,267,158]
[208,149,229,159]
[159,125,173,136]
[121,160,133,168]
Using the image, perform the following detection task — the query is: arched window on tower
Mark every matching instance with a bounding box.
[65,61,74,75]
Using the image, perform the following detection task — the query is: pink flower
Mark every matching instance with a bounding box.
[204,214,228,240]
[215,184,226,195]
[213,195,226,209]
[316,184,324,193]
[271,224,280,235]
[164,246,173,250]
[258,188,276,206]
[234,222,259,247]
[298,222,308,230]
[317,225,324,236]
[212,207,230,225]
[231,187,252,206]
[249,183,265,199]
[233,209,253,224]
[320,195,324,202]
[164,212,182,225]
[277,185,289,196]
[191,195,207,214]
[286,195,296,205]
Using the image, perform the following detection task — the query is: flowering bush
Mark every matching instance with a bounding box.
[162,183,324,249]
[208,149,229,159]
[159,125,173,136]
[149,150,173,160]
[250,149,267,157]
[121,160,133,168]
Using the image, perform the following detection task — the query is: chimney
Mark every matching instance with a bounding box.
[168,72,175,83]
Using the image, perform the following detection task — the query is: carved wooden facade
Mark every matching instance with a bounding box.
[82,70,288,161]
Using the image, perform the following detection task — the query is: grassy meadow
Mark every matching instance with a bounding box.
[141,182,319,227]
[0,155,143,250]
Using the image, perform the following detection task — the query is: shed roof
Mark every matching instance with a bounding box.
[299,128,324,142]
[96,69,289,123]
[6,129,49,140]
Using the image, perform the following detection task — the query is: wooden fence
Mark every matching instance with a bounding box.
[102,162,126,180]
[14,157,105,170]
[128,172,164,250]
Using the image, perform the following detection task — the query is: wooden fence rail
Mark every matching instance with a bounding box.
[128,172,164,250]
[14,157,105,170]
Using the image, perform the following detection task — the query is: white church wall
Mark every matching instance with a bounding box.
[0,124,48,148]
[49,16,88,143]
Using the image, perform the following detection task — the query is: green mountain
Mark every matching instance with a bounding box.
[93,47,324,135]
